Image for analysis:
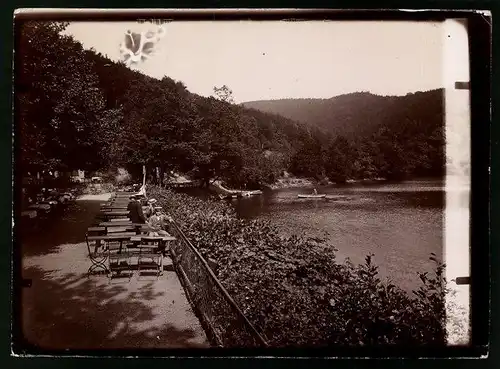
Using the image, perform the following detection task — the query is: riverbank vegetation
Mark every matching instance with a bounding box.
[150,186,447,346]
[17,21,444,192]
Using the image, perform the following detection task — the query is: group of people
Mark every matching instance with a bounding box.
[127,194,173,237]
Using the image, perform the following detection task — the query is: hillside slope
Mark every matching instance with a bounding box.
[243,89,444,137]
[17,21,319,189]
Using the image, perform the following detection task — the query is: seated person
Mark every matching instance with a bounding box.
[127,195,147,224]
[147,208,173,237]
[147,209,174,260]
[144,198,157,218]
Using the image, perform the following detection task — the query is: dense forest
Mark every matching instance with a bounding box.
[245,90,446,181]
[243,91,444,138]
[16,21,445,189]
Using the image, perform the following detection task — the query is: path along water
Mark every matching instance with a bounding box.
[20,193,209,350]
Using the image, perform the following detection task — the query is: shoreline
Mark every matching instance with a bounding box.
[265,176,388,190]
[264,176,450,190]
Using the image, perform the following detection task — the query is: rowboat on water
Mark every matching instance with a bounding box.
[297,194,326,199]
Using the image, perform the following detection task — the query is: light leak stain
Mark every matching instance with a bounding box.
[119,25,166,67]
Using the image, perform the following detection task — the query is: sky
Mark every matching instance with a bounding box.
[65,20,448,103]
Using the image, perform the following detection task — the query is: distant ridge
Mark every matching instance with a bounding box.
[242,89,444,137]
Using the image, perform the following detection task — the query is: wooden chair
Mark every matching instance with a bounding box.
[137,236,164,279]
[107,241,132,281]
[86,232,108,276]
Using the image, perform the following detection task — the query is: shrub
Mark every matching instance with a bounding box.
[149,186,447,346]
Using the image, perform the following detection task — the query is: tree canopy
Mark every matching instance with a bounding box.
[16,21,445,186]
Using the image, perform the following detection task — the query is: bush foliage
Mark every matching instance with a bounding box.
[149,186,447,346]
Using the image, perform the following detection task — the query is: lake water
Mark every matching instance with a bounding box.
[223,179,469,292]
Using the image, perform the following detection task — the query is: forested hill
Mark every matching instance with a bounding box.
[17,21,322,188]
[243,89,444,138]
[17,21,444,188]
[244,90,445,181]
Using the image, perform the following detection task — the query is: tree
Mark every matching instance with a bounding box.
[323,136,355,183]
[289,136,325,179]
[17,21,69,173]
[17,21,112,174]
[24,20,442,189]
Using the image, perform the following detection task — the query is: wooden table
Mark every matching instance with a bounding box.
[87,232,137,253]
[101,211,130,219]
[101,205,128,210]
[101,204,129,209]
[103,199,130,204]
[99,221,152,234]
[130,235,176,246]
[100,221,132,226]
[107,226,129,234]
[101,205,153,211]
[102,210,129,215]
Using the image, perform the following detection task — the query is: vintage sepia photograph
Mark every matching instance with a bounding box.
[12,9,488,354]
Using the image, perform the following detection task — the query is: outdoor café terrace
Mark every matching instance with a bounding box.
[21,190,210,350]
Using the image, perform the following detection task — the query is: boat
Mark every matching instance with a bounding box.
[219,189,263,200]
[297,194,326,199]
